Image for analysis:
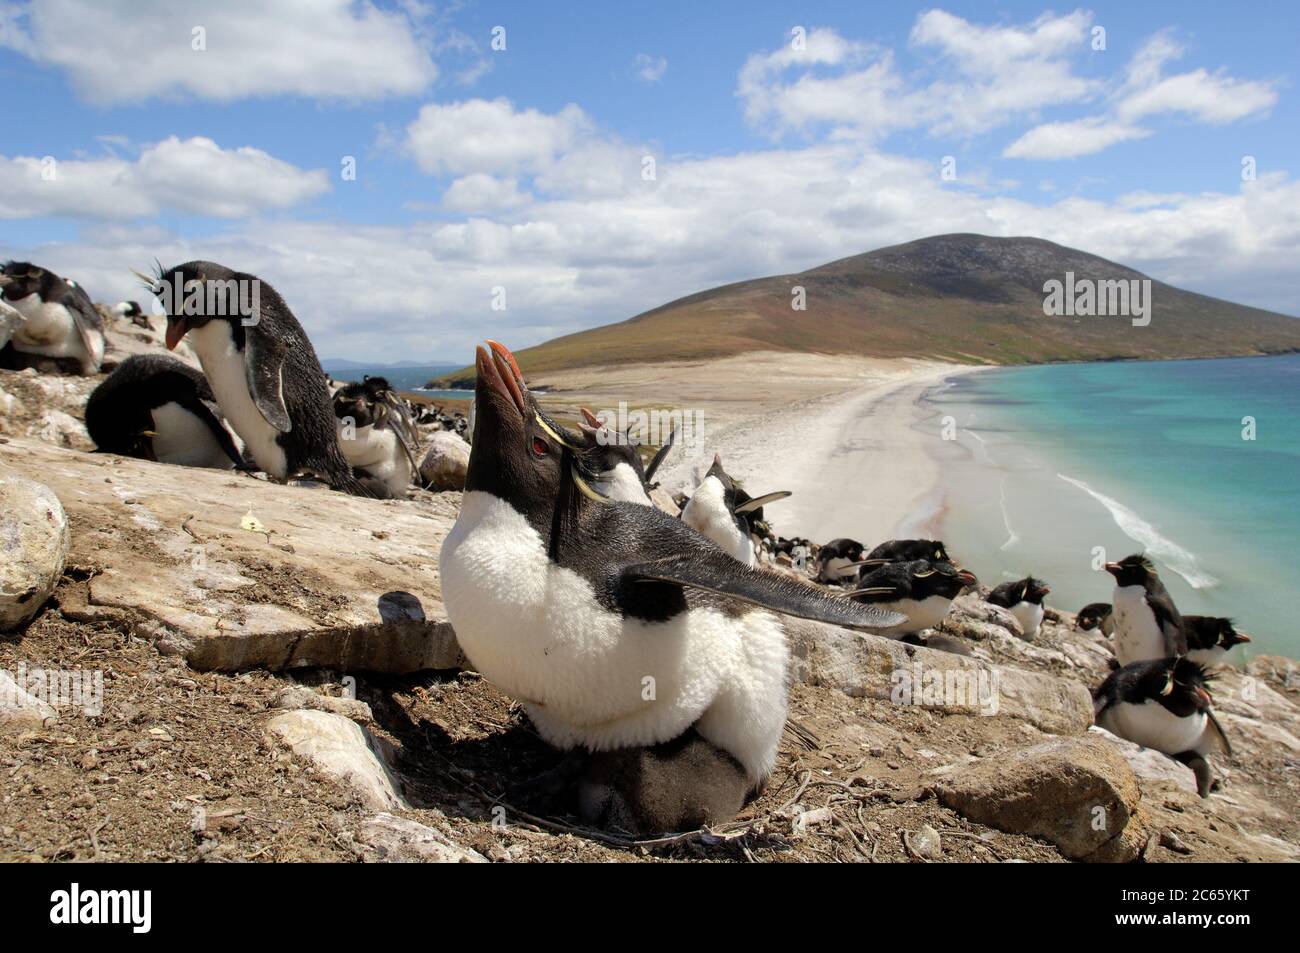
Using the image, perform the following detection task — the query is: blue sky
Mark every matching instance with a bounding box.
[1,1,1296,362]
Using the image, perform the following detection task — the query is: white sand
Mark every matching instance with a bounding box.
[533,353,982,546]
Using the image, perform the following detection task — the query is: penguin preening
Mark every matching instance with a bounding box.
[1093,656,1231,797]
[144,261,372,496]
[986,575,1050,637]
[849,559,978,637]
[680,454,791,567]
[333,376,420,499]
[85,353,245,469]
[112,300,152,330]
[0,261,105,375]
[438,340,905,834]
[817,538,866,584]
[576,407,676,505]
[1076,602,1115,636]
[1183,616,1251,668]
[1105,554,1187,666]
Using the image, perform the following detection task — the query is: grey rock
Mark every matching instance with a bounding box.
[419,430,471,491]
[0,475,70,630]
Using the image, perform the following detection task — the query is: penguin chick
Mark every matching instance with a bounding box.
[986,576,1051,637]
[333,375,420,499]
[85,353,245,469]
[0,261,105,375]
[1093,656,1230,797]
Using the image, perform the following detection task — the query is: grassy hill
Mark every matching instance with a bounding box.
[433,234,1300,386]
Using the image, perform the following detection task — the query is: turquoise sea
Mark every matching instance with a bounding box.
[924,353,1300,660]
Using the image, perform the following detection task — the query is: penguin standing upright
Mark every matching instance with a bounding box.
[145,261,370,496]
[0,261,105,375]
[85,353,245,469]
[1183,616,1251,668]
[680,454,790,567]
[849,559,978,637]
[438,341,905,834]
[986,576,1051,637]
[1093,656,1231,797]
[1104,554,1187,666]
[332,376,420,499]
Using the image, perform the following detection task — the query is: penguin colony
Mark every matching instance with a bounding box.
[3,256,1255,834]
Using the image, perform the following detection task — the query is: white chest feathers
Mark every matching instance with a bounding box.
[872,594,954,636]
[592,462,650,505]
[682,476,753,566]
[187,321,288,479]
[439,491,790,782]
[8,295,102,371]
[1112,585,1165,666]
[149,402,237,469]
[1098,700,1208,756]
[337,422,410,497]
[819,556,859,582]
[1009,601,1045,638]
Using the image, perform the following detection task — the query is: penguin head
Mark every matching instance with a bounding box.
[1189,616,1252,652]
[576,407,651,497]
[145,260,257,351]
[468,339,604,510]
[1076,602,1111,631]
[911,560,978,599]
[930,541,951,563]
[1018,576,1051,605]
[0,261,61,303]
[332,377,391,428]
[1214,619,1251,651]
[1104,553,1155,587]
[1145,657,1215,716]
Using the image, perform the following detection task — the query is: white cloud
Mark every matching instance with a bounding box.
[1003,117,1151,160]
[441,174,532,213]
[1116,35,1278,123]
[634,53,667,83]
[405,98,592,177]
[11,144,1298,364]
[0,136,329,219]
[0,0,438,103]
[739,13,1098,139]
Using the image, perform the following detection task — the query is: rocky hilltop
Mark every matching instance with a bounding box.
[434,234,1300,385]
[2,339,1298,863]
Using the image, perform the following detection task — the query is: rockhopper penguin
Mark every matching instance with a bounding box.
[1104,554,1187,666]
[85,353,245,469]
[438,341,906,834]
[986,576,1051,637]
[0,261,105,375]
[145,261,371,496]
[333,375,420,499]
[680,454,790,567]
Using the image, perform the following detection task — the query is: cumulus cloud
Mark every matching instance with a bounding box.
[405,98,593,177]
[0,0,439,103]
[0,137,329,219]
[10,143,1297,363]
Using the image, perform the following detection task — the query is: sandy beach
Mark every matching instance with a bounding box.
[532,353,980,545]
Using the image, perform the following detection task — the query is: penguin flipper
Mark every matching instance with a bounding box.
[1203,708,1232,758]
[623,553,908,632]
[244,330,292,432]
[1147,589,1188,656]
[643,424,678,482]
[63,285,103,368]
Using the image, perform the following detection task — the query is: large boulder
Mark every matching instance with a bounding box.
[419,431,471,491]
[0,475,70,630]
[934,735,1148,862]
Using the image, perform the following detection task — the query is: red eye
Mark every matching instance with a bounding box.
[532,437,549,457]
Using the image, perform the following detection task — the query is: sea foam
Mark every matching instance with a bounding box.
[1056,473,1219,589]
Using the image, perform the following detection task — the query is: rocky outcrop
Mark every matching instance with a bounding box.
[265,709,405,812]
[419,431,471,491]
[934,736,1148,862]
[352,813,486,863]
[0,475,70,631]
